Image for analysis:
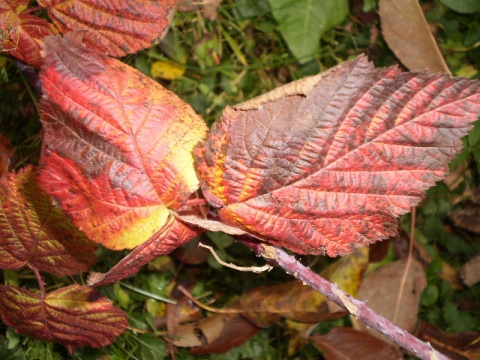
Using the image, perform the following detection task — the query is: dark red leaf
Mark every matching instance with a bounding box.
[195,56,480,256]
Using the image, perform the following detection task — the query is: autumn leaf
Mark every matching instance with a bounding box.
[87,216,202,287]
[0,166,96,275]
[195,55,480,256]
[0,284,128,350]
[0,0,58,68]
[37,0,177,57]
[39,34,208,250]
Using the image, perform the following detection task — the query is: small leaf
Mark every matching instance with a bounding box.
[379,0,450,73]
[0,0,58,68]
[0,166,96,276]
[151,60,186,80]
[268,0,349,63]
[0,284,128,350]
[195,56,480,256]
[36,0,177,57]
[437,0,480,14]
[39,34,208,250]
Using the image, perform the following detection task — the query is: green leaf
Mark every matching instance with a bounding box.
[438,0,480,14]
[268,0,349,63]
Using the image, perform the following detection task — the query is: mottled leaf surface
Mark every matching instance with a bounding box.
[0,0,58,67]
[195,56,480,256]
[37,0,176,57]
[0,284,128,349]
[39,34,208,250]
[0,166,96,275]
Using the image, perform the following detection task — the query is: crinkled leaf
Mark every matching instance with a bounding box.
[195,56,480,256]
[0,166,96,276]
[39,34,208,250]
[0,0,58,67]
[0,284,128,350]
[87,216,202,287]
[37,0,177,57]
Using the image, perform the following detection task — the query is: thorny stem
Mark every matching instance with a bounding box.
[256,244,451,360]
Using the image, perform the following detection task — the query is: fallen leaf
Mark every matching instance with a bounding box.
[195,55,480,256]
[151,60,186,80]
[0,284,128,351]
[379,0,450,73]
[36,0,176,57]
[39,34,208,250]
[417,323,480,360]
[352,259,427,342]
[460,255,480,287]
[0,166,97,276]
[311,327,402,360]
[240,248,368,327]
[177,0,223,21]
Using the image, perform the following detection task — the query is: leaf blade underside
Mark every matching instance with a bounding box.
[0,166,96,275]
[0,284,128,349]
[39,34,208,250]
[195,56,480,256]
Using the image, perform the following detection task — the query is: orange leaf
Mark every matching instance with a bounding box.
[37,0,177,57]
[39,34,208,250]
[195,56,480,256]
[0,166,96,276]
[0,284,128,350]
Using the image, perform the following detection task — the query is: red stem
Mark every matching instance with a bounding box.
[32,266,46,300]
[258,245,451,360]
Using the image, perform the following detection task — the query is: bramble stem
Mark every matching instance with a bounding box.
[257,245,451,360]
[32,266,45,300]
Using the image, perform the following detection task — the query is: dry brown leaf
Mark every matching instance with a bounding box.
[460,255,480,287]
[352,259,427,343]
[417,323,480,360]
[379,0,450,73]
[177,0,222,21]
[311,327,402,360]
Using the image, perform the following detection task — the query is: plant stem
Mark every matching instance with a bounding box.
[257,244,451,360]
[32,266,45,300]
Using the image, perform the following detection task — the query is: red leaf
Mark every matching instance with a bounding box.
[0,0,58,67]
[0,166,96,276]
[195,56,480,256]
[38,34,208,250]
[87,216,201,287]
[0,284,128,350]
[37,0,176,57]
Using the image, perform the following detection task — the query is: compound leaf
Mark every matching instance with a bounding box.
[0,166,96,276]
[195,56,480,257]
[0,284,128,350]
[39,34,208,250]
[37,0,177,57]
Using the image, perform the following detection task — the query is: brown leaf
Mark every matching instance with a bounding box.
[352,259,427,342]
[311,327,402,360]
[177,0,222,21]
[460,255,480,287]
[172,313,259,355]
[0,284,128,351]
[417,323,480,360]
[240,248,368,327]
[0,166,97,276]
[379,0,450,73]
